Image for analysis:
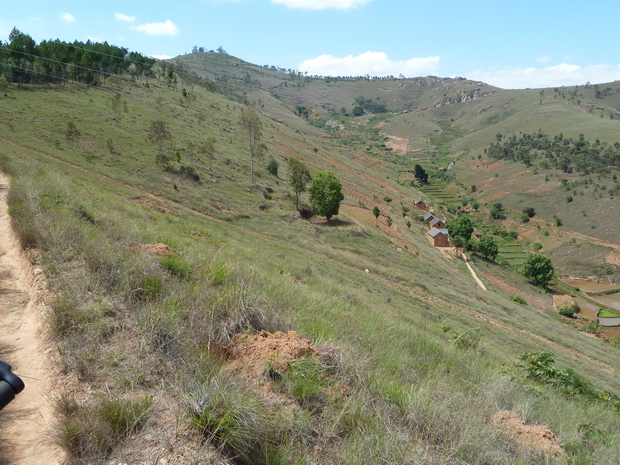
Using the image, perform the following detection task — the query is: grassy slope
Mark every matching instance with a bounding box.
[2,57,620,463]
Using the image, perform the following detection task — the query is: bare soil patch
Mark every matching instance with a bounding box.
[553,294,575,312]
[383,134,409,154]
[139,242,178,256]
[132,196,175,215]
[491,410,565,458]
[225,330,317,380]
[607,248,620,266]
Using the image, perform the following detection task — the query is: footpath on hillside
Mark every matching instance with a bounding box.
[0,173,64,464]
[461,252,487,291]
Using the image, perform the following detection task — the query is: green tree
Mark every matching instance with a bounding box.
[523,254,555,287]
[201,136,217,170]
[447,215,474,243]
[239,108,263,183]
[522,206,535,218]
[65,121,81,143]
[309,171,344,221]
[288,158,312,210]
[110,93,123,122]
[148,120,173,170]
[373,206,380,224]
[352,105,364,116]
[476,235,498,260]
[414,164,428,183]
[266,157,279,176]
[490,202,506,219]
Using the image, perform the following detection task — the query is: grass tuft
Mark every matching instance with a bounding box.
[57,394,153,463]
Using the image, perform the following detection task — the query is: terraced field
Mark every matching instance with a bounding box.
[422,179,461,206]
[497,242,527,270]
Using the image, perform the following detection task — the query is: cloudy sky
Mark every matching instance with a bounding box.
[2,0,620,89]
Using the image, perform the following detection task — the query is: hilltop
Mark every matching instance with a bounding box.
[1,33,620,464]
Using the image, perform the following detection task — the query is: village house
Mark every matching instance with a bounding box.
[428,227,450,247]
[414,198,427,211]
[429,217,446,229]
[423,213,435,223]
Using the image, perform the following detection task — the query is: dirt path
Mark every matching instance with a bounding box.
[0,173,64,464]
[461,252,487,291]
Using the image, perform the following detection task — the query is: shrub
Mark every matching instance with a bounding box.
[522,206,536,217]
[559,305,577,317]
[510,295,527,305]
[266,156,279,176]
[442,326,481,350]
[587,320,602,334]
[490,203,506,219]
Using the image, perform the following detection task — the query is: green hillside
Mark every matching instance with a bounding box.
[2,33,620,464]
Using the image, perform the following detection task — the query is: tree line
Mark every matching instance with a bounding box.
[486,130,620,174]
[0,28,156,86]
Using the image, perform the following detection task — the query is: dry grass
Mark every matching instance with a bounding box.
[3,69,620,464]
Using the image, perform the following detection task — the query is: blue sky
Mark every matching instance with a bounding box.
[2,0,620,89]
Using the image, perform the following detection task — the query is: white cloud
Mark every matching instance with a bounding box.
[115,13,136,22]
[467,63,620,89]
[537,55,551,63]
[271,0,373,10]
[130,19,179,36]
[299,51,440,77]
[59,13,76,22]
[149,54,173,60]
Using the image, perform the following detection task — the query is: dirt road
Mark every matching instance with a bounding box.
[0,173,64,464]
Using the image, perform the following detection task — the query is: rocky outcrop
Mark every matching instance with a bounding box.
[433,88,492,108]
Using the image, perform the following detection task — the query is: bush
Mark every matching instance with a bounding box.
[442,326,481,350]
[559,305,577,317]
[266,157,279,176]
[510,295,527,305]
[522,206,536,217]
[490,203,506,219]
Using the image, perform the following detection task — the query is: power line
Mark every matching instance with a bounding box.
[0,47,121,81]
[0,44,215,88]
